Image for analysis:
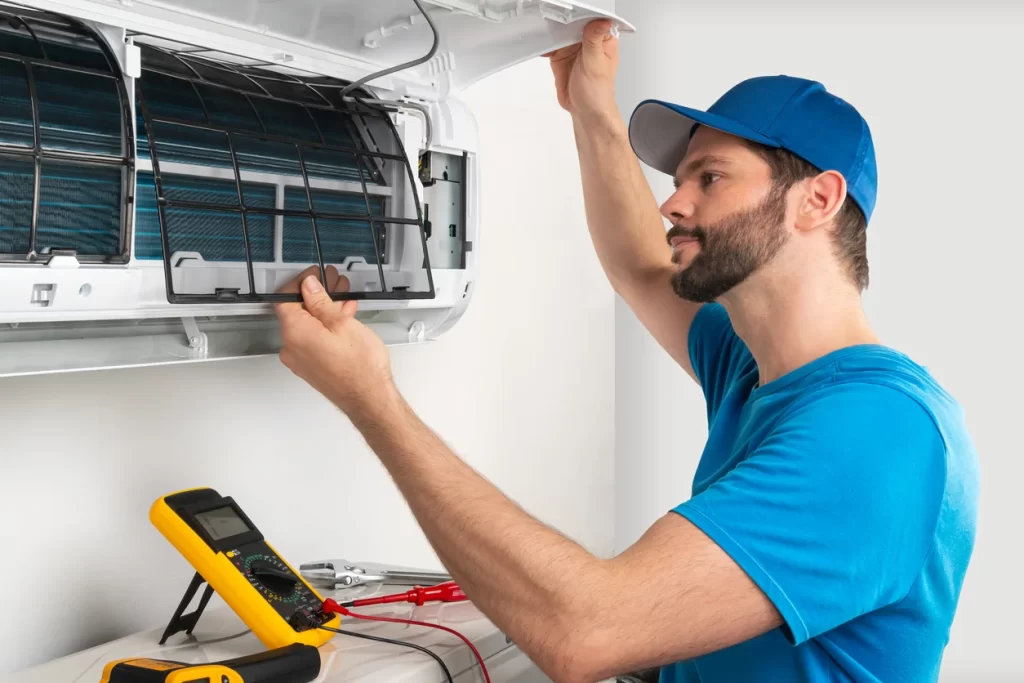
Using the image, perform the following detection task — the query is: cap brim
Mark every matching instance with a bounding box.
[628,100,780,176]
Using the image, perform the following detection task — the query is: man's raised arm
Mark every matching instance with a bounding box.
[549,20,703,380]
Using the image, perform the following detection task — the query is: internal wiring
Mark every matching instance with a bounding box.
[339,0,440,99]
[349,96,433,151]
[318,624,454,683]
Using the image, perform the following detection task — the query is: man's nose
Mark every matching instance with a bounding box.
[660,187,695,224]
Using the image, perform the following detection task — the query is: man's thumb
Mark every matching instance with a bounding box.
[582,19,612,50]
[302,275,344,326]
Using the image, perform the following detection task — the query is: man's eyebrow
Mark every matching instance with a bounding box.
[673,154,730,188]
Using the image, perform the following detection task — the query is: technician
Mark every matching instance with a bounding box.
[274,19,980,683]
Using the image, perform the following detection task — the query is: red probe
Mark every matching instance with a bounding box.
[328,580,467,609]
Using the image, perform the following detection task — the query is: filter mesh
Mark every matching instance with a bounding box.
[0,4,129,261]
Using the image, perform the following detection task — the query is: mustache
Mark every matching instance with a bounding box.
[666,224,706,246]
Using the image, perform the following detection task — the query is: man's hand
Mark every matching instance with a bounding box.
[275,263,349,298]
[545,19,620,123]
[274,267,398,424]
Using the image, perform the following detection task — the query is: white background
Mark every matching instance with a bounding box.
[1,0,1020,680]
[0,58,615,675]
[613,1,1022,681]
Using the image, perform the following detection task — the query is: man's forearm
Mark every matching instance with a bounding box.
[572,113,673,288]
[348,390,608,679]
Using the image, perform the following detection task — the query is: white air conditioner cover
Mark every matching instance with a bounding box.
[0,0,633,376]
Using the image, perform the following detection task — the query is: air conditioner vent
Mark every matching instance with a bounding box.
[0,2,133,264]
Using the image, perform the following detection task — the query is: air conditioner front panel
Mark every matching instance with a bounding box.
[11,0,633,99]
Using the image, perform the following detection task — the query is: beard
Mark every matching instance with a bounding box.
[668,185,789,303]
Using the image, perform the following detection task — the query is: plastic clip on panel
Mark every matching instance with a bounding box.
[181,316,207,354]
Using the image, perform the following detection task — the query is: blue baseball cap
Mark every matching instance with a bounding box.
[628,75,877,222]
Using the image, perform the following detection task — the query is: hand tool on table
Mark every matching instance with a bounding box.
[298,559,452,590]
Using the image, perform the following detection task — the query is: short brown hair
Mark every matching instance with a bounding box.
[744,142,869,291]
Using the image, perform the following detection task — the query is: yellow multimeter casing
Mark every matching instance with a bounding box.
[100,644,322,683]
[150,487,340,649]
[100,659,243,683]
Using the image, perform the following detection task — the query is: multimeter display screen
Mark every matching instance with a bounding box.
[195,506,251,541]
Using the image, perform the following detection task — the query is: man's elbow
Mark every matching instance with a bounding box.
[532,619,631,683]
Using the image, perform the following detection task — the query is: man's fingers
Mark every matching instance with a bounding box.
[339,300,358,318]
[274,300,299,320]
[328,269,351,294]
[301,275,346,328]
[278,265,345,294]
[275,266,318,322]
[542,48,572,58]
[546,44,580,64]
[275,265,351,320]
[582,18,613,49]
[545,19,612,60]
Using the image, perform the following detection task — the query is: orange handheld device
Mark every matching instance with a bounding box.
[150,487,340,649]
[100,644,320,683]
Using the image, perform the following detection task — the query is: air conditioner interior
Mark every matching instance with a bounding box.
[0,1,464,306]
[0,0,482,376]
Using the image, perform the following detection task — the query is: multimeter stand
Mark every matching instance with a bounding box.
[159,571,216,645]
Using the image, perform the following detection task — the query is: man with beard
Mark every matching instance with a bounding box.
[273,19,979,683]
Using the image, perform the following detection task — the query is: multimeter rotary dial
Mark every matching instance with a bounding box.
[243,554,303,603]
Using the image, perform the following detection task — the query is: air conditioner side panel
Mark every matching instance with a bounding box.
[419,97,481,340]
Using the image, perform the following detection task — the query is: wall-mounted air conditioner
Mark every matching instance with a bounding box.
[0,0,632,376]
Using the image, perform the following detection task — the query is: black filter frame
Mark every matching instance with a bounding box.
[132,35,435,304]
[0,2,135,264]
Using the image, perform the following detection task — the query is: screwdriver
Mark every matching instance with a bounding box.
[323,581,467,611]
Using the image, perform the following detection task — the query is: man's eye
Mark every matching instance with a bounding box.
[700,172,720,189]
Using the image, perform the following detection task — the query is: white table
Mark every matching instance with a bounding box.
[4,582,548,683]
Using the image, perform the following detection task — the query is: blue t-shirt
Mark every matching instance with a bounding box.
[659,304,980,683]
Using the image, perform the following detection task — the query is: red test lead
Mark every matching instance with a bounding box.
[330,580,468,609]
[320,587,491,683]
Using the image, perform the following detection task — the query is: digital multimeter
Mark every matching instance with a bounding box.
[150,488,340,649]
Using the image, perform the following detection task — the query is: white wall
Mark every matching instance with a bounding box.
[0,57,615,676]
[613,1,1022,680]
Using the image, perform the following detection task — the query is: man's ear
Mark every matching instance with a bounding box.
[794,170,847,232]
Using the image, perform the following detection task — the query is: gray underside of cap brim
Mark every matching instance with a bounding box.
[629,102,698,176]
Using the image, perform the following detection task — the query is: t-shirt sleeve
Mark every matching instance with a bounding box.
[672,382,947,644]
[688,303,756,423]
